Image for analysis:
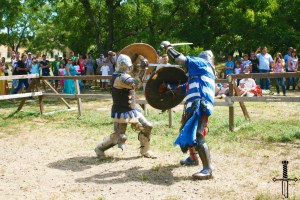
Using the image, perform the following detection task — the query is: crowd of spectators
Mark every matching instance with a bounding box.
[0,50,118,95]
[217,47,299,97]
[0,46,298,97]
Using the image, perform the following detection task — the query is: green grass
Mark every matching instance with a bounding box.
[0,99,299,153]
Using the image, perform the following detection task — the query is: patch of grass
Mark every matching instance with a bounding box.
[265,131,300,143]
[0,98,299,156]
[255,193,282,200]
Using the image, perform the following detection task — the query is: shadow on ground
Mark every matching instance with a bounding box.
[75,164,187,186]
[47,155,140,172]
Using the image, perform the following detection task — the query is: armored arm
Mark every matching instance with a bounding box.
[117,73,140,89]
[160,41,187,67]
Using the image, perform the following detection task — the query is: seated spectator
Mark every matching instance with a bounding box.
[238,71,262,97]
[215,83,229,99]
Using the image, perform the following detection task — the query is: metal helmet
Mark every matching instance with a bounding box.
[116,54,133,72]
[199,50,214,64]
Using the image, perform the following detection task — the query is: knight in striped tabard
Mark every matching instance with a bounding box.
[160,41,216,180]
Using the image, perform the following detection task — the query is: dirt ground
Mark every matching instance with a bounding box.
[0,101,299,200]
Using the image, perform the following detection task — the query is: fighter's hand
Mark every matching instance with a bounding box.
[158,82,172,93]
[158,83,168,93]
[160,41,172,50]
[140,59,149,70]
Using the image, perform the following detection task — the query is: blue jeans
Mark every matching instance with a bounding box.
[12,79,29,94]
[275,78,286,95]
[287,76,297,90]
[259,69,270,90]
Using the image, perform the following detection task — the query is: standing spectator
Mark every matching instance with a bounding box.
[51,55,60,90]
[78,54,85,74]
[96,53,106,71]
[287,49,298,91]
[1,57,9,89]
[96,53,106,87]
[79,54,86,88]
[25,52,33,69]
[30,59,40,76]
[249,52,259,73]
[255,47,274,90]
[69,51,77,61]
[284,47,293,90]
[12,54,20,89]
[242,54,252,73]
[107,51,116,75]
[58,62,65,92]
[63,54,68,65]
[100,60,110,90]
[39,54,51,91]
[225,55,234,76]
[12,55,29,94]
[249,51,259,84]
[273,53,286,95]
[0,60,6,95]
[64,58,76,94]
[84,52,95,89]
[284,47,293,73]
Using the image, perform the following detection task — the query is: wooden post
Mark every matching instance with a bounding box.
[232,81,250,120]
[75,80,83,117]
[168,109,172,128]
[42,80,71,109]
[36,79,44,114]
[228,77,235,131]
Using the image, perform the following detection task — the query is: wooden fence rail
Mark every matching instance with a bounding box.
[1,72,300,130]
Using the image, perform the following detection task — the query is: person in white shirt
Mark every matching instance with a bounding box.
[215,83,229,99]
[100,60,110,90]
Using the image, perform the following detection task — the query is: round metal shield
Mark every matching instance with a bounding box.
[145,67,188,110]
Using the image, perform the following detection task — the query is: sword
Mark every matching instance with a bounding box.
[148,64,181,67]
[160,41,193,48]
[171,42,193,47]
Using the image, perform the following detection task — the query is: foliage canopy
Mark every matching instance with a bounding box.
[0,0,299,56]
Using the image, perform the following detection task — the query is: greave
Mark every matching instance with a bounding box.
[138,133,150,155]
[196,142,212,171]
[95,134,118,154]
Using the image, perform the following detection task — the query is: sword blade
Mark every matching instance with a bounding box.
[171,42,193,46]
[148,63,181,67]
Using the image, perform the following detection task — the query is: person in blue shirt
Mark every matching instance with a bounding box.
[255,47,274,90]
[39,54,51,91]
[225,55,234,76]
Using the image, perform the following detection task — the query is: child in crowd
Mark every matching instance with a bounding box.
[58,62,65,92]
[215,83,229,99]
[234,58,242,85]
[225,55,234,76]
[242,54,252,73]
[100,60,110,90]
